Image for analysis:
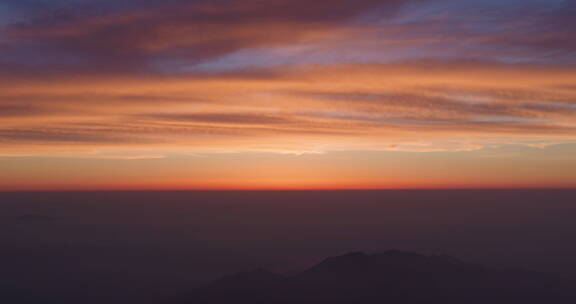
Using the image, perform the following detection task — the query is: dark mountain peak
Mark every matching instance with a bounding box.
[382,249,422,257]
[428,253,463,264]
[340,251,367,257]
[186,250,576,304]
[303,250,463,277]
[209,268,285,290]
[374,249,429,263]
[376,250,465,267]
[313,251,366,265]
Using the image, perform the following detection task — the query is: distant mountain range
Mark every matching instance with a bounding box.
[4,250,576,303]
[168,250,576,304]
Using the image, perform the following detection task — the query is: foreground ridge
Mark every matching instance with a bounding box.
[165,250,576,304]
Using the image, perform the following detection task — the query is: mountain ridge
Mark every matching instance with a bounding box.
[167,250,576,303]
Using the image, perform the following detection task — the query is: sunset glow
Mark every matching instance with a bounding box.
[1,0,575,190]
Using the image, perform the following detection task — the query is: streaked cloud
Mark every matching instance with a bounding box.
[0,0,575,189]
[0,60,574,155]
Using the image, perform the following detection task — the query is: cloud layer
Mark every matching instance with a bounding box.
[1,0,575,157]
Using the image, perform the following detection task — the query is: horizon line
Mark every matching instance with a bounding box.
[1,187,576,193]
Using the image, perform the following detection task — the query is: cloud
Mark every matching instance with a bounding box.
[490,1,576,57]
[0,105,45,117]
[0,128,153,144]
[0,1,575,156]
[0,60,574,156]
[2,0,575,78]
[138,112,302,125]
[1,0,411,73]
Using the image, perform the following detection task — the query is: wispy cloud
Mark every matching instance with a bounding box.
[0,0,575,157]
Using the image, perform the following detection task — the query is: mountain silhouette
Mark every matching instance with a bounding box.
[209,268,286,289]
[169,250,576,304]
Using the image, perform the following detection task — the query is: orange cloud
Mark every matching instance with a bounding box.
[0,61,575,157]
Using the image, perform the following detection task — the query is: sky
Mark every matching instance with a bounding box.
[0,0,575,190]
